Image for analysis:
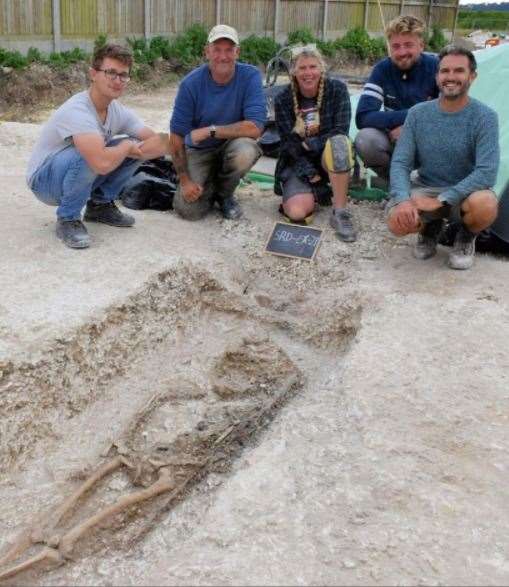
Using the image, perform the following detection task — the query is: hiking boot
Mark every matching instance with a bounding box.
[219,196,242,220]
[56,219,90,249]
[330,208,357,242]
[448,224,477,270]
[84,200,135,227]
[414,219,443,260]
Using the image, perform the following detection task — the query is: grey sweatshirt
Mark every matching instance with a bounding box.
[390,97,499,206]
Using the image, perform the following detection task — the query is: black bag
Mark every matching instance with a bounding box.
[121,158,177,211]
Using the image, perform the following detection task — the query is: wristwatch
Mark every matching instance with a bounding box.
[209,125,217,138]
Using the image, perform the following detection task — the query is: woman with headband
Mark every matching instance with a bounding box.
[274,45,356,241]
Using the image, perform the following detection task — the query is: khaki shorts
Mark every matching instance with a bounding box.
[386,181,462,222]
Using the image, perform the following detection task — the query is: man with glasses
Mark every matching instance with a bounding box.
[354,15,439,181]
[141,24,266,220]
[27,44,155,249]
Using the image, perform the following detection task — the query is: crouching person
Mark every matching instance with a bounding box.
[387,46,499,270]
[26,43,155,249]
[164,24,265,221]
[274,46,356,241]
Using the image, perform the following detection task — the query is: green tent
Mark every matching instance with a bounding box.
[471,44,509,196]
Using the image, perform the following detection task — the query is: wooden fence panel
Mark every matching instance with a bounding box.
[0,0,52,36]
[61,0,98,37]
[366,0,401,30]
[279,0,323,36]
[327,1,365,34]
[150,0,179,34]
[101,0,144,36]
[182,0,216,30]
[221,0,276,35]
[0,0,460,48]
[433,6,456,29]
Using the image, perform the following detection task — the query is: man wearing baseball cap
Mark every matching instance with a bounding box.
[142,24,266,220]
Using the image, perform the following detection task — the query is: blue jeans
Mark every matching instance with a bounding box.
[30,143,141,221]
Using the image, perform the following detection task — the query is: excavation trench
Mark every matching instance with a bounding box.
[0,259,361,584]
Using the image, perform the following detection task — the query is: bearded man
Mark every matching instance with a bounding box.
[387,46,499,270]
[354,15,439,180]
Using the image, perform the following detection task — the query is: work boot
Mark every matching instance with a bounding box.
[414,219,443,260]
[84,200,135,227]
[56,219,90,249]
[330,208,357,242]
[219,196,242,220]
[448,224,477,270]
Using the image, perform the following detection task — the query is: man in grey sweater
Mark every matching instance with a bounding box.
[388,45,499,270]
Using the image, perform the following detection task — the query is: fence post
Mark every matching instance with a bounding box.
[274,0,280,41]
[216,0,222,24]
[322,0,329,40]
[427,0,433,30]
[144,0,151,40]
[399,0,405,15]
[51,0,61,52]
[363,0,369,30]
[451,0,460,40]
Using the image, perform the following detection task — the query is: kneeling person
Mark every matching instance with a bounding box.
[27,43,155,249]
[274,46,356,241]
[387,46,499,270]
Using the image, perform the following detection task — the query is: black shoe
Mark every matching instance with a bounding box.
[219,196,242,220]
[413,219,443,260]
[56,219,90,249]
[84,200,135,227]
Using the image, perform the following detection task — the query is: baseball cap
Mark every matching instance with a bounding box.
[207,24,239,45]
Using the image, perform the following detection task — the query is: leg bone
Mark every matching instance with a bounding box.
[58,474,174,558]
[0,547,61,582]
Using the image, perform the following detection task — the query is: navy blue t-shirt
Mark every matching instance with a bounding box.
[170,62,266,149]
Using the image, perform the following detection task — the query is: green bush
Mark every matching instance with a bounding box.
[316,40,336,57]
[127,26,207,67]
[240,35,280,65]
[94,33,108,52]
[426,25,448,53]
[178,24,208,58]
[26,47,43,63]
[284,27,386,62]
[0,49,28,69]
[336,27,386,60]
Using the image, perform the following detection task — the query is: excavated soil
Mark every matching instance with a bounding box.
[1,86,509,586]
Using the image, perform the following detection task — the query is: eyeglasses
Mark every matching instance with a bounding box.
[96,68,131,83]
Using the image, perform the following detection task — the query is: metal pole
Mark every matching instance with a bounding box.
[399,0,405,16]
[322,0,329,40]
[144,0,151,40]
[274,0,281,41]
[216,0,221,24]
[51,0,61,53]
[364,0,369,30]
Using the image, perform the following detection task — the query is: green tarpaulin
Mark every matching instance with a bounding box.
[471,44,509,195]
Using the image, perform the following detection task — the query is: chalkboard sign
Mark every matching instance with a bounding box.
[264,222,323,261]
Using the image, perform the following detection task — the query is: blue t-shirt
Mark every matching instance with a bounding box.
[355,53,439,131]
[170,62,266,149]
